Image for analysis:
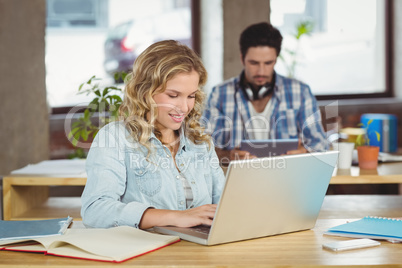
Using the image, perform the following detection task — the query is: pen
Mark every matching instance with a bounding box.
[58,216,73,235]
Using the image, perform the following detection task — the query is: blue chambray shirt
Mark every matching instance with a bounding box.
[203,72,329,152]
[81,121,225,228]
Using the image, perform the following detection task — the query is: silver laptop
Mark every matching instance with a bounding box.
[154,151,338,246]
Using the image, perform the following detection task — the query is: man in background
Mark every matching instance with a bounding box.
[203,22,328,164]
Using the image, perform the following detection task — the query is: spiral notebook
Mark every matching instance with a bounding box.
[325,216,402,243]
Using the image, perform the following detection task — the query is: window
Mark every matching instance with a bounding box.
[270,0,390,99]
[46,0,192,108]
[47,0,108,28]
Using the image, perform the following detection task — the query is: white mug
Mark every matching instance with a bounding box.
[333,142,355,169]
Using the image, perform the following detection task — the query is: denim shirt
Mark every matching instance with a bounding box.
[81,121,225,228]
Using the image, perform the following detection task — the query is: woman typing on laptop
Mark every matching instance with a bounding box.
[81,40,225,229]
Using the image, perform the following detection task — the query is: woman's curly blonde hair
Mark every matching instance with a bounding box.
[119,40,211,153]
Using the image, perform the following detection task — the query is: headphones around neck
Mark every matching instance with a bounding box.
[240,71,276,101]
[244,86,271,101]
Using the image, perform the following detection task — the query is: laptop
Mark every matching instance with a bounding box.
[154,151,338,246]
[240,139,299,157]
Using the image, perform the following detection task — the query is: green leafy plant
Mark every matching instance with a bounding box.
[355,119,381,147]
[279,20,314,78]
[67,73,126,158]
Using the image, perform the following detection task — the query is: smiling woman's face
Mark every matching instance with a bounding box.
[151,70,199,140]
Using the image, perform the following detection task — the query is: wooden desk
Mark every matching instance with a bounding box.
[1,195,402,266]
[1,218,402,267]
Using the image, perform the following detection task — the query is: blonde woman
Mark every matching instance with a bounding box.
[81,40,225,229]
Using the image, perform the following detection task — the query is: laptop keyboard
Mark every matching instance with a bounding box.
[192,225,211,235]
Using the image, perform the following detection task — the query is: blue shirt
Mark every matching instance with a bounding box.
[81,121,225,228]
[203,72,328,152]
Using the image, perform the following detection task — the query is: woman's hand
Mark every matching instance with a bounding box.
[173,204,217,227]
[139,204,218,229]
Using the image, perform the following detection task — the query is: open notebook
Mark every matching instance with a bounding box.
[154,151,338,245]
[0,226,180,262]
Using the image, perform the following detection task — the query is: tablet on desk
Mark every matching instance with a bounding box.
[240,139,299,157]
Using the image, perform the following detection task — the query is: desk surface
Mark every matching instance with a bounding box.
[1,218,402,267]
[1,195,402,267]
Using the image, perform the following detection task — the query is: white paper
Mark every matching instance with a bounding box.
[11,159,86,176]
[378,152,402,162]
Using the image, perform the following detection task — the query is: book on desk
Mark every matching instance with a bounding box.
[325,216,402,243]
[0,224,180,262]
[0,217,73,241]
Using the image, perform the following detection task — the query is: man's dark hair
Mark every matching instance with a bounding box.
[239,22,283,59]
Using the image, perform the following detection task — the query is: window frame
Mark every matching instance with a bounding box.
[46,0,108,29]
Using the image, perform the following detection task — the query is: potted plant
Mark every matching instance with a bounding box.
[279,20,314,79]
[355,119,381,169]
[67,73,126,158]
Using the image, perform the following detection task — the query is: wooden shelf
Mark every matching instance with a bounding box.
[4,176,86,186]
[3,162,402,221]
[3,176,86,221]
[331,162,402,184]
[9,197,82,221]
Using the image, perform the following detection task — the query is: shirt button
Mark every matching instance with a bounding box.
[176,175,180,179]
[139,170,143,174]
[167,154,170,158]
[180,201,184,205]
[180,163,184,167]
